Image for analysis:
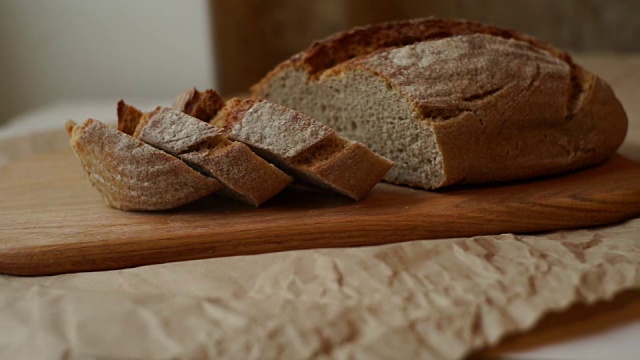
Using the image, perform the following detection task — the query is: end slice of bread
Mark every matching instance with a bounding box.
[212,98,394,200]
[134,107,292,207]
[66,119,222,211]
[172,88,225,121]
[117,100,145,136]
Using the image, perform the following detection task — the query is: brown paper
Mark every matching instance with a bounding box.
[1,54,639,359]
[1,222,639,359]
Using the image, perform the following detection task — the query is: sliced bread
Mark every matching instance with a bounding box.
[252,18,628,189]
[66,119,222,211]
[211,98,394,200]
[133,107,292,206]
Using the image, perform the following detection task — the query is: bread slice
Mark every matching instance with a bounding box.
[133,107,292,206]
[66,119,222,211]
[252,18,628,189]
[211,98,394,200]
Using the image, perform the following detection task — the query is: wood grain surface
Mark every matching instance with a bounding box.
[1,147,639,276]
[472,288,640,358]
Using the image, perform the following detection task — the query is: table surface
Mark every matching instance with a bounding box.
[1,54,639,359]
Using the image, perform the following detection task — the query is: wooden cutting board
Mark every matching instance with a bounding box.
[1,145,639,276]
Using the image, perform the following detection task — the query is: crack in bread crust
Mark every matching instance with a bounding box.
[117,100,145,136]
[253,18,586,122]
[297,18,571,75]
[172,88,225,122]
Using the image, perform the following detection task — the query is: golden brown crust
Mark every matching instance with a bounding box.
[172,88,225,122]
[67,119,222,211]
[431,77,627,186]
[210,98,257,130]
[117,100,145,136]
[252,17,573,94]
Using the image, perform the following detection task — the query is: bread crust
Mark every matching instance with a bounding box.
[253,18,628,188]
[172,88,225,122]
[252,18,571,93]
[66,119,222,211]
[117,100,145,136]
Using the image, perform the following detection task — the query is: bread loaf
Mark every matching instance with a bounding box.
[133,107,292,206]
[66,119,222,211]
[253,18,628,189]
[211,98,394,200]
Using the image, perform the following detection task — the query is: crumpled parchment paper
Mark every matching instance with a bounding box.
[1,219,639,359]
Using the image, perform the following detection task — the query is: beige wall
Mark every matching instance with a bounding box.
[0,0,216,124]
